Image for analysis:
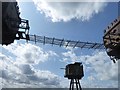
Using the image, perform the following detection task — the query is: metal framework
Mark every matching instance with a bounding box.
[70,79,82,90]
[16,19,30,40]
[4,17,30,40]
[103,17,120,49]
[103,17,120,63]
[29,35,105,49]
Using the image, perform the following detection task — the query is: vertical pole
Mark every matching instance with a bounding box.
[43,36,45,45]
[34,34,36,44]
[75,79,78,90]
[78,79,82,90]
[69,79,82,90]
[69,79,72,90]
[72,79,74,90]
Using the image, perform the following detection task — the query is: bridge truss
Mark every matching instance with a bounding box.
[29,35,105,49]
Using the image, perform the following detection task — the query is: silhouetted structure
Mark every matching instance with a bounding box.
[64,62,84,90]
[103,17,120,63]
[1,1,30,45]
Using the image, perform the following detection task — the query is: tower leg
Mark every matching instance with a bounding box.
[69,79,72,90]
[77,79,82,90]
[75,79,78,90]
[69,79,82,90]
[72,79,74,90]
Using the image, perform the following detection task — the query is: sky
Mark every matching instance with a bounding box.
[0,0,120,89]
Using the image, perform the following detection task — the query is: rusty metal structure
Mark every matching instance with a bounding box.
[103,17,120,63]
[1,1,30,45]
[64,62,84,90]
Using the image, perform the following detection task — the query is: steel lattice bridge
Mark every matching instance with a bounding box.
[29,34,105,49]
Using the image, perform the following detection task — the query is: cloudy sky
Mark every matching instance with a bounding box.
[1,0,120,89]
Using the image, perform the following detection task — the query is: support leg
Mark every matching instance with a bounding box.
[75,79,78,90]
[69,79,72,90]
[78,79,82,90]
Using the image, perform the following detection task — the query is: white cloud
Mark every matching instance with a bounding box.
[62,49,118,88]
[1,43,62,88]
[62,50,78,62]
[19,64,35,75]
[32,1,107,22]
[0,52,61,88]
[3,43,57,65]
[88,75,95,81]
[1,42,119,88]
[81,51,118,81]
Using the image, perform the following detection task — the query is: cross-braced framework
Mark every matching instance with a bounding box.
[69,78,82,90]
[5,17,30,40]
[29,35,105,49]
